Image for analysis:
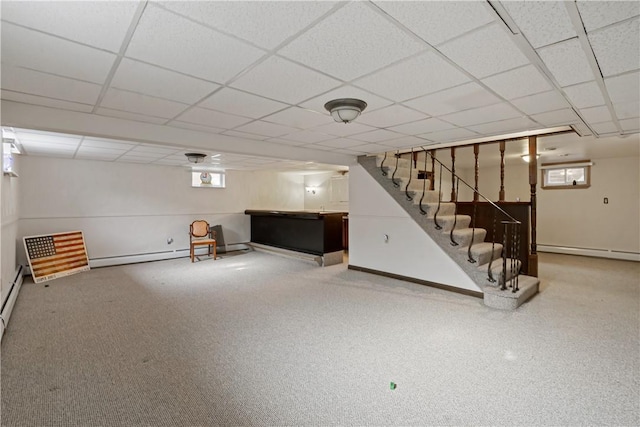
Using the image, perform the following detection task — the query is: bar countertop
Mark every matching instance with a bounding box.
[244,210,347,220]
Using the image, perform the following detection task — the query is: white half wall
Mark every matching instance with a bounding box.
[349,163,480,293]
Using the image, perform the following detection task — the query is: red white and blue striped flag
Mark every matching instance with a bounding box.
[24,231,90,283]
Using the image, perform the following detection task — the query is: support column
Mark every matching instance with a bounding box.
[499,141,506,201]
[528,136,538,277]
[450,147,456,202]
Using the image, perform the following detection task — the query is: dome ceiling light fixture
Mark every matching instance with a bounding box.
[324,98,367,124]
[185,152,207,163]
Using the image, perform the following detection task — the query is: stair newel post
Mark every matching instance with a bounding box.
[391,150,400,188]
[450,177,460,246]
[405,148,414,201]
[430,150,436,191]
[434,162,443,230]
[500,221,508,291]
[499,141,506,202]
[419,149,428,215]
[487,209,497,283]
[528,136,539,277]
[473,144,479,202]
[467,197,477,263]
[450,147,456,202]
[380,151,388,176]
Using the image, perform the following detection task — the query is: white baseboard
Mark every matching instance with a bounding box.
[1,266,24,343]
[538,245,640,262]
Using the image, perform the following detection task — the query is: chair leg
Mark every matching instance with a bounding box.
[190,244,194,262]
[213,242,217,260]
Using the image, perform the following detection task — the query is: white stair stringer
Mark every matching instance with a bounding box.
[361,154,539,309]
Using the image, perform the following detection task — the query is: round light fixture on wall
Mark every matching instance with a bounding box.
[324,98,367,124]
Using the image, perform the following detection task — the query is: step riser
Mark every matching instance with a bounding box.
[451,229,487,247]
[439,215,471,232]
[398,179,432,192]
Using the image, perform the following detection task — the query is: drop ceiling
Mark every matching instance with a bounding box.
[1,1,638,170]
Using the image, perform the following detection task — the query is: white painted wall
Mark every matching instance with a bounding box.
[1,148,20,307]
[249,171,304,211]
[349,163,480,293]
[17,156,261,265]
[457,155,640,255]
[303,172,349,212]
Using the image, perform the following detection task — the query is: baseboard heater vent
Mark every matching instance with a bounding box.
[1,265,25,343]
[538,245,640,262]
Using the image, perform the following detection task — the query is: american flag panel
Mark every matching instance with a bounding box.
[24,231,90,283]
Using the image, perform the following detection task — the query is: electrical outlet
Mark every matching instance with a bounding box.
[167,237,173,244]
[604,198,608,204]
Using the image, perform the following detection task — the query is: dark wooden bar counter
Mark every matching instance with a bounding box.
[244,210,346,265]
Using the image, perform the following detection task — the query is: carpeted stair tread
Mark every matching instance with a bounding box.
[414,202,456,218]
[483,275,539,310]
[411,191,441,204]
[436,215,471,232]
[397,177,432,191]
[481,258,521,282]
[459,242,503,266]
[449,228,487,246]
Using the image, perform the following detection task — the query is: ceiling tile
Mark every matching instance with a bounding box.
[620,117,640,132]
[15,130,82,146]
[234,121,299,138]
[510,90,571,115]
[562,81,605,108]
[230,55,341,104]
[74,152,121,161]
[312,122,377,137]
[158,1,338,50]
[129,145,180,155]
[94,107,168,125]
[125,5,266,83]
[604,71,640,104]
[537,38,594,87]
[613,101,640,120]
[467,117,539,135]
[110,59,220,105]
[439,23,530,79]
[222,130,269,141]
[76,146,125,155]
[353,51,470,102]
[419,128,478,143]
[81,138,136,150]
[405,82,502,116]
[0,90,93,113]
[175,107,253,129]
[349,129,404,143]
[278,2,425,81]
[198,88,288,119]
[571,122,593,136]
[1,23,116,84]
[577,1,640,32]
[439,102,522,127]
[591,121,618,134]
[481,65,552,99]
[501,1,576,48]
[1,65,102,105]
[373,1,495,46]
[530,108,580,126]
[277,131,333,144]
[347,142,395,153]
[100,88,189,119]
[314,138,367,149]
[0,1,138,52]
[22,148,74,158]
[588,17,640,77]
[166,121,226,134]
[267,138,309,147]
[262,107,329,129]
[357,105,428,128]
[387,118,456,135]
[579,105,613,123]
[381,135,432,149]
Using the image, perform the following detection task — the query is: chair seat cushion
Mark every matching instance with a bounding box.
[192,239,216,245]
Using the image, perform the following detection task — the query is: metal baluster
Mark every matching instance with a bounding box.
[509,223,515,289]
[419,149,428,215]
[500,222,508,291]
[391,151,400,188]
[405,148,414,201]
[380,151,388,177]
[467,198,477,263]
[433,163,443,230]
[513,223,521,293]
[487,209,497,283]
[450,177,460,246]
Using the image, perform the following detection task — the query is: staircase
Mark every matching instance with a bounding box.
[359,153,539,310]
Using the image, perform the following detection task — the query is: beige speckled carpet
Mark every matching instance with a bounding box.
[1,251,638,426]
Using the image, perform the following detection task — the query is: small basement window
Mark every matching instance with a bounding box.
[191,171,225,188]
[541,161,592,189]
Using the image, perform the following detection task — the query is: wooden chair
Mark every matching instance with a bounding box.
[189,220,217,262]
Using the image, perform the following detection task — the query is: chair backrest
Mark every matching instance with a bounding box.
[190,220,210,238]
